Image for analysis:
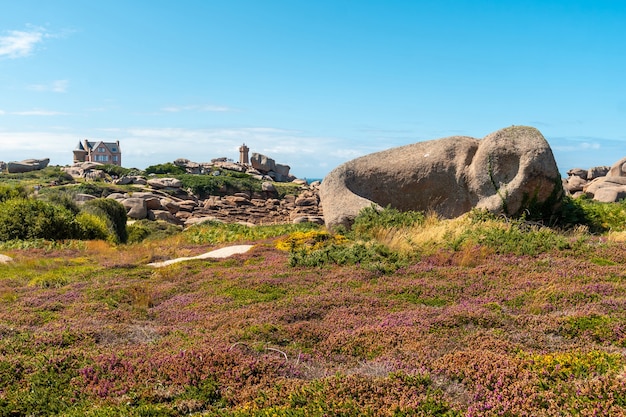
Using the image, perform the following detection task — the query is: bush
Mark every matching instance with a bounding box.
[75,212,111,241]
[177,173,261,198]
[563,197,626,233]
[127,219,182,243]
[98,164,134,178]
[0,198,79,240]
[351,205,425,239]
[144,163,186,175]
[451,210,571,256]
[0,184,28,202]
[42,189,80,215]
[81,199,128,243]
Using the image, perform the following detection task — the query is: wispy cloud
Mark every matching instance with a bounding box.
[160,104,237,113]
[8,109,69,116]
[28,80,69,93]
[0,27,47,59]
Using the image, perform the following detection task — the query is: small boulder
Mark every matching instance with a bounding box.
[121,198,148,219]
[587,166,610,180]
[0,254,13,264]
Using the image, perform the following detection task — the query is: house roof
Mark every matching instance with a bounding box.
[75,140,120,152]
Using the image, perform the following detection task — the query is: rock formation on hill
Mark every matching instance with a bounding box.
[319,126,563,229]
[7,158,50,173]
[98,178,323,227]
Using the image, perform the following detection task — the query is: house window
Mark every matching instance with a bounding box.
[111,147,117,152]
[95,155,109,162]
[98,147,105,153]
[112,155,118,162]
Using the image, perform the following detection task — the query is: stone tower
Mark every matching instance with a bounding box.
[239,143,250,165]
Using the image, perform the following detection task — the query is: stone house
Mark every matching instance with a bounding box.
[73,140,122,166]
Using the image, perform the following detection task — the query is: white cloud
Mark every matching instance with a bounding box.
[161,104,237,113]
[10,109,68,116]
[28,80,69,93]
[0,28,46,59]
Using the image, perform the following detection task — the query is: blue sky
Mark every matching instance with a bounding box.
[1,1,625,179]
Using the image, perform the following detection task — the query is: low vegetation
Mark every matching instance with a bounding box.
[5,170,626,414]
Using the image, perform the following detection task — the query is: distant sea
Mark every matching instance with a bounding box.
[305,178,323,184]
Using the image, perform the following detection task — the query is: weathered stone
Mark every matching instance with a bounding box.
[233,192,251,200]
[567,168,588,179]
[75,193,97,204]
[121,198,148,219]
[295,196,318,207]
[114,176,134,185]
[564,176,588,194]
[275,163,290,177]
[178,200,198,211]
[147,178,182,189]
[594,188,626,203]
[587,166,610,180]
[106,193,128,201]
[184,216,224,227]
[250,153,276,173]
[161,199,180,214]
[582,157,626,202]
[262,182,277,193]
[148,210,184,225]
[7,158,50,173]
[0,254,13,264]
[320,126,563,229]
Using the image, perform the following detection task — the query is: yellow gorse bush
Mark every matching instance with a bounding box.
[275,230,347,253]
[521,350,623,379]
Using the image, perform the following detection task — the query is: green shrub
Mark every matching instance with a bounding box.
[450,213,570,256]
[76,212,111,241]
[127,219,182,243]
[351,205,425,239]
[0,184,28,202]
[98,164,134,178]
[42,189,80,215]
[554,195,626,233]
[0,198,79,241]
[144,162,186,175]
[177,173,261,198]
[288,241,407,273]
[81,199,128,243]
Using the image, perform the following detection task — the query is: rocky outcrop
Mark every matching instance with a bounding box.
[102,181,323,226]
[568,157,626,203]
[320,126,563,229]
[63,162,106,179]
[7,158,50,173]
[250,153,293,182]
[172,157,296,182]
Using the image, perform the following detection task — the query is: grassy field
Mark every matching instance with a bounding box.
[2,203,626,416]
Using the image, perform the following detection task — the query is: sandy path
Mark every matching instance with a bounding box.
[148,244,254,268]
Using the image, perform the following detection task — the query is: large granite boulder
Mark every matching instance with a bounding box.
[7,158,50,173]
[250,153,276,173]
[319,126,563,229]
